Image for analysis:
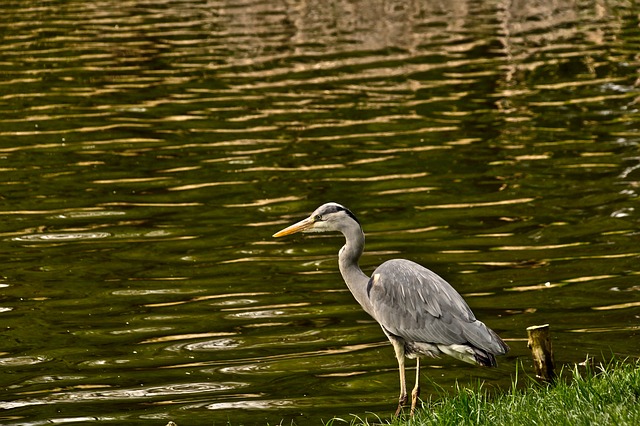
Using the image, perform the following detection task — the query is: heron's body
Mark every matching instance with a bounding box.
[365,259,506,366]
[273,202,509,416]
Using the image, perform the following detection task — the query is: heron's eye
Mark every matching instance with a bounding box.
[313,214,322,221]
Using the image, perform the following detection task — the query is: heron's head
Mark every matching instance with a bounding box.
[273,202,360,237]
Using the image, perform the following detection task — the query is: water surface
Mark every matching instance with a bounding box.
[1,0,639,425]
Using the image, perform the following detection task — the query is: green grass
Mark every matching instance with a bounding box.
[324,359,640,426]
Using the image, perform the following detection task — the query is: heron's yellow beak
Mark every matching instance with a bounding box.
[273,217,315,237]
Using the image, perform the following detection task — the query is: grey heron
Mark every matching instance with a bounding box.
[273,202,509,416]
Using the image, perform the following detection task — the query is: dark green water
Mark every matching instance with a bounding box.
[1,0,639,424]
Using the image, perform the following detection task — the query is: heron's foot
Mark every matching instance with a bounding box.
[410,386,421,416]
[393,403,403,418]
[394,394,408,417]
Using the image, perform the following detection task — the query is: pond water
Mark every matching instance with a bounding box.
[1,0,639,425]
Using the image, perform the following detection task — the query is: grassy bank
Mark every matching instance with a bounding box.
[326,359,640,426]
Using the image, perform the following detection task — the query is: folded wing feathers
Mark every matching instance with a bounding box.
[368,259,508,358]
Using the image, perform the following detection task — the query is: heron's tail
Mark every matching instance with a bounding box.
[473,332,510,367]
[473,349,498,367]
[470,325,510,366]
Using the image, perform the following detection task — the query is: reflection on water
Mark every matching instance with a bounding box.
[12,232,112,242]
[0,0,639,424]
[0,381,247,410]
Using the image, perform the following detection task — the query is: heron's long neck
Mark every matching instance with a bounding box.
[338,224,374,315]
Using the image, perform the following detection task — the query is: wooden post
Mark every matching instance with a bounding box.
[527,324,556,382]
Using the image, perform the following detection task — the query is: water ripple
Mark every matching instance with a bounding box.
[1,0,638,424]
[11,232,111,242]
[0,355,49,367]
[0,382,247,410]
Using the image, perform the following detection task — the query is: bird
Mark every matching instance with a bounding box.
[273,202,509,417]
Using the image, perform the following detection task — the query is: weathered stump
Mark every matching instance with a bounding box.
[526,324,556,382]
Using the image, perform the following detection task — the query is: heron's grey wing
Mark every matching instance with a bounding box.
[367,259,505,353]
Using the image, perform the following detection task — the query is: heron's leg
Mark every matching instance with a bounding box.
[394,355,407,417]
[410,357,421,416]
[390,340,407,417]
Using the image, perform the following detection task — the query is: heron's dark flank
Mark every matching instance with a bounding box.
[273,202,509,417]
